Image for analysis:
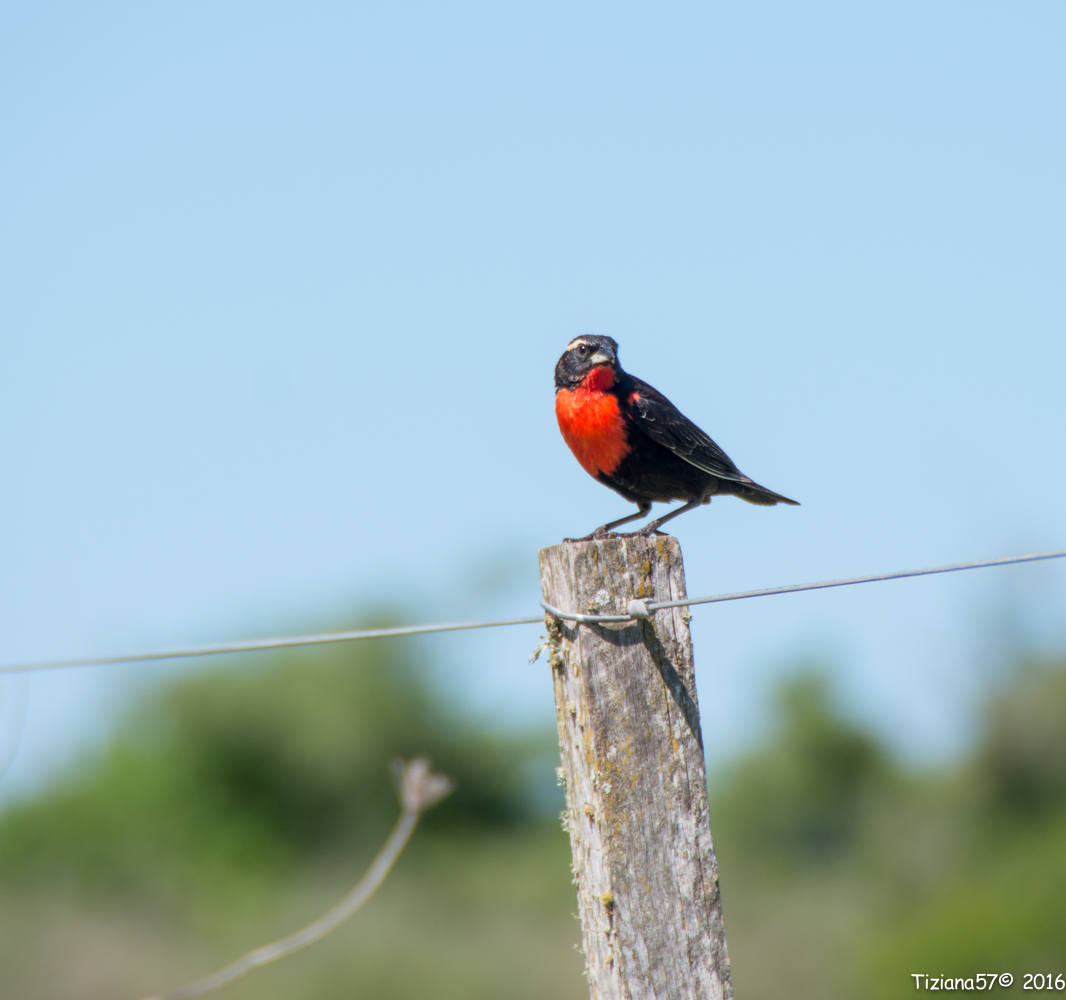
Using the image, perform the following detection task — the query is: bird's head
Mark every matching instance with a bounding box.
[554,335,620,391]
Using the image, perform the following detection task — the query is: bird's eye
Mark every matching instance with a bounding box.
[576,343,589,356]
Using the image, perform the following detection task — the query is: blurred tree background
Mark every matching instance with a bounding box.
[1,623,1065,999]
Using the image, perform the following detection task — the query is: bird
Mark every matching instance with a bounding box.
[554,335,799,539]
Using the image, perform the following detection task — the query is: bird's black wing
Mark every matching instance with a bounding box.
[625,376,748,483]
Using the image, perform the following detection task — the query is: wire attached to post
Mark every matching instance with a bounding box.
[0,549,1062,674]
[540,548,1066,624]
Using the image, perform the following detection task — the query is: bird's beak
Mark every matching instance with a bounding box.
[589,349,614,366]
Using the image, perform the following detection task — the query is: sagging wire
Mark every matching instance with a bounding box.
[1,549,1063,676]
[0,617,543,676]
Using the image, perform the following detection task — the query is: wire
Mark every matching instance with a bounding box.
[0,617,544,676]
[1,548,1063,675]
[541,548,1066,623]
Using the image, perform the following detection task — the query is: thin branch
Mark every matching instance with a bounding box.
[142,758,454,1000]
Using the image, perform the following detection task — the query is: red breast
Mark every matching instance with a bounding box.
[555,367,632,478]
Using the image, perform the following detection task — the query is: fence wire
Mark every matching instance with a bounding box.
[2,548,1063,676]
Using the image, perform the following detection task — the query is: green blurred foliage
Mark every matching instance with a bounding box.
[0,635,555,907]
[861,658,1066,994]
[710,670,893,869]
[867,816,1066,989]
[2,633,1066,1000]
[978,661,1066,818]
[710,659,1066,998]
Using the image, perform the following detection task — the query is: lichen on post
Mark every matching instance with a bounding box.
[539,535,731,1000]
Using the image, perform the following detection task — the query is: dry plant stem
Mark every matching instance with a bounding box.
[540,535,731,1000]
[149,812,418,1000]
[144,758,453,1000]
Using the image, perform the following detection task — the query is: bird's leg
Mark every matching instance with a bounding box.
[567,503,652,542]
[636,497,706,537]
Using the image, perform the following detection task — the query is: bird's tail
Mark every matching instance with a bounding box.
[730,479,800,507]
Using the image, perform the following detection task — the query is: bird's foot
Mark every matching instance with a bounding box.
[604,528,663,538]
[563,529,620,542]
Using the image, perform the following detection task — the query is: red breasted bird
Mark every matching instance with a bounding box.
[554,335,799,538]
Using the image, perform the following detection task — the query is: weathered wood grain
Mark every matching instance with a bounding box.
[539,535,731,1000]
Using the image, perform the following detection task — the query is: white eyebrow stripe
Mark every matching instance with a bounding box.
[567,337,593,350]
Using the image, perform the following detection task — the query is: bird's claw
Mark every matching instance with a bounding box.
[563,529,620,543]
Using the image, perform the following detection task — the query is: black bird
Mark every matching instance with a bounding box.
[554,335,799,538]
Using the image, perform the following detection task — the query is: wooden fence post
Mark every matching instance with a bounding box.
[539,535,731,1000]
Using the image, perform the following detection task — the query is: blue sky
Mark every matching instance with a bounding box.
[1,1,1064,792]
